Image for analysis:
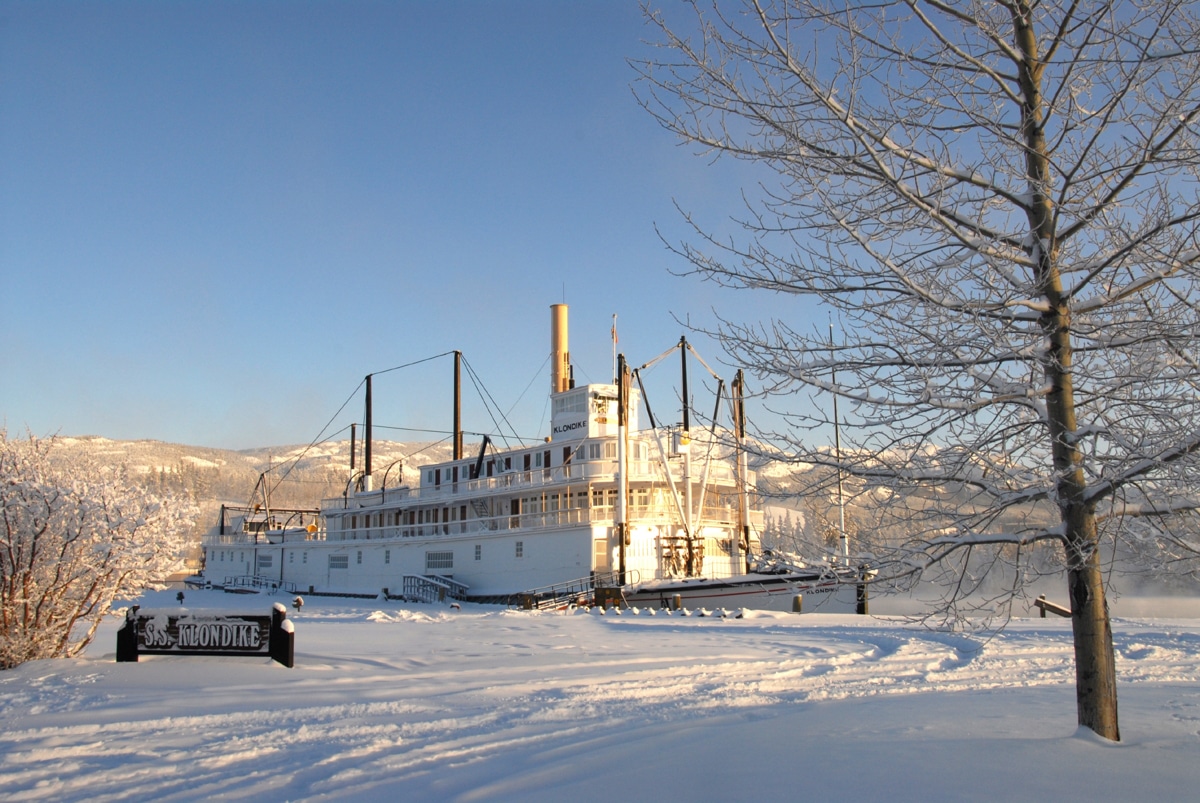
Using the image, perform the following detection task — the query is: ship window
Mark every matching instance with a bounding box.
[474,544,481,561]
[589,443,600,459]
[553,392,588,414]
[385,549,391,564]
[289,552,294,564]
[524,454,531,471]
[604,442,617,459]
[303,551,308,564]
[330,555,349,569]
[426,469,434,484]
[257,554,273,569]
[425,551,453,571]
[357,550,362,564]
[534,452,543,468]
[515,541,524,558]
[634,488,649,512]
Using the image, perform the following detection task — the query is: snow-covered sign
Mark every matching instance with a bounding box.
[116,603,294,667]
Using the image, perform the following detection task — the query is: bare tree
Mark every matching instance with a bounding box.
[635,0,1200,741]
[1,431,197,669]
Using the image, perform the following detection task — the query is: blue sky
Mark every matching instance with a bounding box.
[1,1,813,450]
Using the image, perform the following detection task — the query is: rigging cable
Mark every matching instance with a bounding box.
[264,352,453,498]
[461,355,525,448]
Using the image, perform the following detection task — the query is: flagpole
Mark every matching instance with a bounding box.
[611,313,618,383]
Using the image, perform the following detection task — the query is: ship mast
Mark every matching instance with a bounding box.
[679,336,696,575]
[617,352,629,584]
[453,350,463,461]
[733,369,752,574]
[364,373,373,492]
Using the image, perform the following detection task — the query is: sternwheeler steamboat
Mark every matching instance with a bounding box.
[202,305,865,612]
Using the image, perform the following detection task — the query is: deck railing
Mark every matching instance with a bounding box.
[222,575,297,594]
[322,502,750,542]
[204,502,762,546]
[329,458,740,510]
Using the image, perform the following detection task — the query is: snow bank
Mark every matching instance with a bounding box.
[0,589,1197,801]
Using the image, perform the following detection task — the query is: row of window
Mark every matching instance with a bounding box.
[421,441,651,487]
[344,484,677,532]
[213,551,246,563]
[212,541,528,576]
[348,505,469,530]
[552,390,592,415]
[327,550,370,568]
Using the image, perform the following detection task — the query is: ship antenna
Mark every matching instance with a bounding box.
[831,322,847,566]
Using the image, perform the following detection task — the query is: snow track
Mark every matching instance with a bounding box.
[1,592,1198,801]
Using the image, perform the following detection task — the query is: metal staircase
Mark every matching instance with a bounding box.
[510,570,630,610]
[401,574,468,604]
[469,498,495,529]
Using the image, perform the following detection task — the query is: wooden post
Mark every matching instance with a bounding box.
[1034,594,1072,618]
[270,603,294,668]
[856,565,870,615]
[116,606,140,663]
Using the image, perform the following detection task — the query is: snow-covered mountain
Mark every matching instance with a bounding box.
[46,436,484,568]
[51,435,474,503]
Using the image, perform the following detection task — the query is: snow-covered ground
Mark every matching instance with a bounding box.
[2,590,1199,802]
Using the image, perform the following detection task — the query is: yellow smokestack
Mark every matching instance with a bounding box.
[550,304,570,394]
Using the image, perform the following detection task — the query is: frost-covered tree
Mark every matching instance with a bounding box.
[1,431,197,669]
[635,0,1200,741]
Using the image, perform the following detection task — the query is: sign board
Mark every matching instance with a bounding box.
[117,603,294,667]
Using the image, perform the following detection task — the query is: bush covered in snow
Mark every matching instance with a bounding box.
[0,431,197,669]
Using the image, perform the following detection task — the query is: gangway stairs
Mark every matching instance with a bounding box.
[222,575,297,594]
[402,574,468,604]
[510,571,630,610]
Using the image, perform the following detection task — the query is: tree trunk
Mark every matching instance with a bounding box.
[1068,540,1120,740]
[1012,1,1122,742]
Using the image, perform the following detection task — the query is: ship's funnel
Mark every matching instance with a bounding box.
[551,304,571,394]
